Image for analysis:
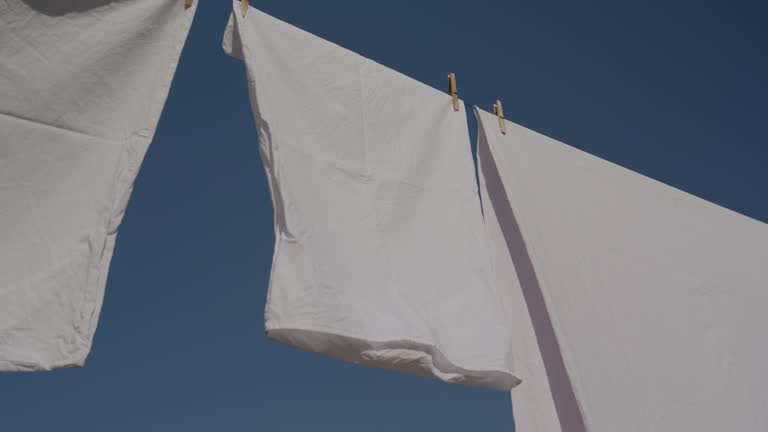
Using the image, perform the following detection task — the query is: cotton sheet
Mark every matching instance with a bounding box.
[476,107,768,431]
[0,0,196,371]
[477,115,565,431]
[223,3,518,390]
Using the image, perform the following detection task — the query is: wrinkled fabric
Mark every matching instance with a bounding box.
[0,0,196,371]
[476,107,768,431]
[222,2,518,390]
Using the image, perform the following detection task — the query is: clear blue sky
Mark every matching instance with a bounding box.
[2,1,766,431]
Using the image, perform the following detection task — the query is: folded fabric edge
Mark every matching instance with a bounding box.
[0,357,85,373]
[267,327,521,391]
[222,11,244,60]
[474,105,591,431]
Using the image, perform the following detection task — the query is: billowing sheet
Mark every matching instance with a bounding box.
[0,0,196,371]
[476,107,768,431]
[223,3,517,390]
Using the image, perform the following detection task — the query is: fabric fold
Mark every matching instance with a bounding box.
[223,2,518,390]
[0,0,197,371]
[476,106,768,431]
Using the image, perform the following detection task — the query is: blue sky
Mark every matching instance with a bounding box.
[1,1,765,431]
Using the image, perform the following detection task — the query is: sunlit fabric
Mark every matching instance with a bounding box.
[0,0,196,371]
[476,107,768,431]
[223,3,518,390]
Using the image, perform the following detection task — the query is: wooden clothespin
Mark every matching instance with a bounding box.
[493,100,507,135]
[447,72,460,112]
[184,0,193,9]
[241,0,249,17]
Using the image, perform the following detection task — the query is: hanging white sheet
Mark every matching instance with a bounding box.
[476,114,564,431]
[0,0,196,371]
[476,107,768,431]
[223,3,518,390]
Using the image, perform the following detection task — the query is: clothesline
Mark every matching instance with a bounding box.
[2,2,766,431]
[202,1,511,136]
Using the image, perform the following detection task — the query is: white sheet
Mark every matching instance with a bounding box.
[223,3,518,390]
[0,0,196,371]
[476,107,768,431]
[476,114,565,431]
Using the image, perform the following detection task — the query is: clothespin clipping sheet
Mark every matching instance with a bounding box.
[184,0,193,8]
[447,73,459,112]
[493,100,507,134]
[241,0,249,17]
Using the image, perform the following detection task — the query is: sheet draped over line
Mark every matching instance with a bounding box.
[223,1,519,390]
[476,107,768,431]
[1,8,764,432]
[0,0,197,371]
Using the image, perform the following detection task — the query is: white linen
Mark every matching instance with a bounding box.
[223,3,518,390]
[0,0,196,371]
[476,107,768,431]
[477,116,565,431]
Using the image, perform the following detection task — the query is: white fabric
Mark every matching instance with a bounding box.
[0,0,196,371]
[476,107,768,431]
[223,3,518,390]
[476,116,565,431]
